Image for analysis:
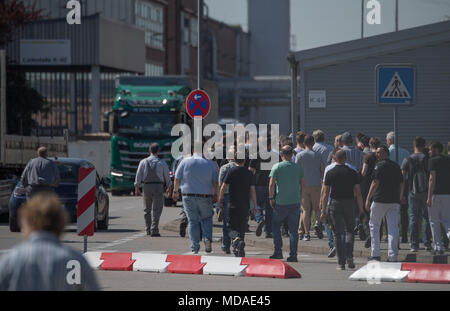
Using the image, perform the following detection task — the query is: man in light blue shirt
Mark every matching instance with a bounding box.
[173,149,219,254]
[386,131,410,165]
[341,132,364,172]
[312,129,334,167]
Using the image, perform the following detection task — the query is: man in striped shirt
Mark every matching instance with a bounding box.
[0,194,99,291]
[341,132,364,171]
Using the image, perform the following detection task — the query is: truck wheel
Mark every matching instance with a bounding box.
[111,190,123,196]
[9,215,20,232]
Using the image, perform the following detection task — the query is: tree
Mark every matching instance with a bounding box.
[6,69,49,135]
[1,0,49,135]
[0,0,45,48]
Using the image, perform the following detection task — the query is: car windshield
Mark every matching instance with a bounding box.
[117,111,176,139]
[56,163,79,183]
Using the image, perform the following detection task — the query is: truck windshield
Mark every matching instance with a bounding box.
[117,111,176,139]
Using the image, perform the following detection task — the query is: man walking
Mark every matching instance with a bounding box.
[320,150,364,270]
[401,137,432,252]
[269,146,305,262]
[173,145,218,254]
[360,137,381,248]
[296,135,324,241]
[218,152,257,257]
[366,145,404,262]
[427,141,450,255]
[341,132,364,171]
[249,137,278,239]
[312,129,334,168]
[218,146,237,254]
[386,131,410,243]
[21,147,60,198]
[135,143,171,237]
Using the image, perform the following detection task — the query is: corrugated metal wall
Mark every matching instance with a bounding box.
[303,42,450,151]
[7,14,99,66]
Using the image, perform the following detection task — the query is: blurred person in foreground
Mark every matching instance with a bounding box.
[0,194,99,291]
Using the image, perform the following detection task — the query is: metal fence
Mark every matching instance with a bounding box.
[24,71,121,136]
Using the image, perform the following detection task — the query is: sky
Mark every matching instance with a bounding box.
[204,0,450,51]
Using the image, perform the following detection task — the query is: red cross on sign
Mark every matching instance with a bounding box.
[186,90,211,119]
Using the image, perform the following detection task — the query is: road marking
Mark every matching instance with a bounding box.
[89,232,147,251]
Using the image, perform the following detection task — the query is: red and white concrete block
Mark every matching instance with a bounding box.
[83,252,302,279]
[349,261,450,284]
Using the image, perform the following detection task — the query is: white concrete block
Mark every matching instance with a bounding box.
[349,262,409,283]
[132,253,170,273]
[201,256,247,276]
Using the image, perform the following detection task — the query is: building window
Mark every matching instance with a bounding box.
[181,12,197,47]
[145,63,164,76]
[135,1,164,50]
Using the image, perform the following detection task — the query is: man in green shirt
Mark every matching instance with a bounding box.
[269,145,305,262]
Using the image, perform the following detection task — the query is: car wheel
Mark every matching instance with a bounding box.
[97,205,109,230]
[9,215,20,232]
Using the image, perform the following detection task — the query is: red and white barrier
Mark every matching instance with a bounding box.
[83,252,302,279]
[77,167,96,236]
[350,262,450,284]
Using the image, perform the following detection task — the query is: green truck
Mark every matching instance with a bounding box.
[103,76,218,196]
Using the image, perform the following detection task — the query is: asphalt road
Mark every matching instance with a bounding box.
[0,194,448,291]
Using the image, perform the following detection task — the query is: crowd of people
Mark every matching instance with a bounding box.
[144,129,450,270]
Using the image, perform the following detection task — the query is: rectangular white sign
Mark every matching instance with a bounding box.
[20,40,71,65]
[309,90,326,108]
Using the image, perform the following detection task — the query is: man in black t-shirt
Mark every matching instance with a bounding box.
[219,153,257,257]
[249,138,280,239]
[320,150,364,270]
[366,145,404,262]
[427,141,450,255]
[360,137,381,246]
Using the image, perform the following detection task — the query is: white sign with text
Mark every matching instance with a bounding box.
[309,90,326,109]
[20,40,71,65]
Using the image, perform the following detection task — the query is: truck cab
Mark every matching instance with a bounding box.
[104,76,195,196]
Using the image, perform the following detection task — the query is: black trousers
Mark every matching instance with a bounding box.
[328,199,355,265]
[228,205,248,243]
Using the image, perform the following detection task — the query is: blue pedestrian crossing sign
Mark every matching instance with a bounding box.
[376,64,416,106]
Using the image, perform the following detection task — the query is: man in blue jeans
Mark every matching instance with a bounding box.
[218,146,237,254]
[173,147,219,254]
[401,137,432,252]
[268,145,305,262]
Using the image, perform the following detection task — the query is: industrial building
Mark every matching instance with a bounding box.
[8,0,250,135]
[289,20,450,149]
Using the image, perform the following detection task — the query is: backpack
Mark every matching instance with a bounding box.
[409,155,428,199]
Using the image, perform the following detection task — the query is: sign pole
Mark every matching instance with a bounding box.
[394,106,399,164]
[197,0,203,90]
[83,235,87,254]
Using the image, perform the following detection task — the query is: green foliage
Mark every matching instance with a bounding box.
[6,68,49,135]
